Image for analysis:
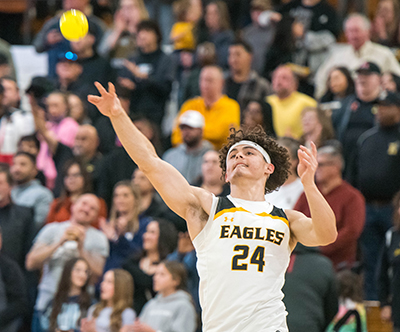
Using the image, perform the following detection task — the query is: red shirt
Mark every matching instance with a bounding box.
[294,181,366,269]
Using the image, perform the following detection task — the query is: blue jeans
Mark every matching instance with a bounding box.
[31,310,44,332]
[360,203,393,300]
[144,0,174,45]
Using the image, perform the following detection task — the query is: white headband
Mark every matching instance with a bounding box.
[226,140,271,165]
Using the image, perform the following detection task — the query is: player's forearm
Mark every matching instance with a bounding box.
[109,110,159,171]
[303,183,337,245]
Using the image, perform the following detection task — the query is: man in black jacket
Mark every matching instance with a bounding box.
[0,163,34,270]
[0,225,28,332]
[283,243,338,332]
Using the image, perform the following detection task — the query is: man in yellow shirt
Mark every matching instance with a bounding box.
[267,65,317,139]
[172,65,240,149]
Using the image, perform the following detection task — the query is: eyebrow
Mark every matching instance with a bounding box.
[228,146,257,155]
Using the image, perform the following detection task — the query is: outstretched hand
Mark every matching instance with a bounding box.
[297,142,318,186]
[87,82,124,118]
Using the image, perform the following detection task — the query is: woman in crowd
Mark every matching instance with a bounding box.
[41,257,92,332]
[67,93,90,125]
[299,107,335,149]
[196,1,234,69]
[123,219,178,314]
[132,261,197,332]
[378,191,400,332]
[46,159,107,227]
[98,0,149,70]
[100,181,152,271]
[319,67,355,103]
[381,71,400,92]
[371,0,400,48]
[241,99,276,137]
[82,269,135,332]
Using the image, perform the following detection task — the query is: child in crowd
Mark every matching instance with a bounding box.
[326,269,368,332]
[170,0,202,51]
[41,257,92,332]
[132,261,197,332]
[82,269,135,332]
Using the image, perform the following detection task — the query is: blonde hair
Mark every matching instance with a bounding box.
[119,0,149,20]
[92,269,134,332]
[109,181,141,234]
[135,0,149,21]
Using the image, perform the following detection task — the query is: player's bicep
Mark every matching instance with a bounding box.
[286,209,320,247]
[142,159,212,219]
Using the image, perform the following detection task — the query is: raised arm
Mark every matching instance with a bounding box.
[88,83,213,238]
[286,142,337,247]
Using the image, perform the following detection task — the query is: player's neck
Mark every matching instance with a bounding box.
[230,181,266,201]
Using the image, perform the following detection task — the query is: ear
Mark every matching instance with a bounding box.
[265,162,275,175]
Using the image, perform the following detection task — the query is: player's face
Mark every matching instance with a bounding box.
[225,145,270,183]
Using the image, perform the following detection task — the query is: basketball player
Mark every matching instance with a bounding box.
[88,82,337,332]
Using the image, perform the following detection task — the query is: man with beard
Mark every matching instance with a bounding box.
[10,152,53,229]
[163,111,212,184]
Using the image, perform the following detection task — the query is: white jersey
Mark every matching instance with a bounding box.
[193,195,291,332]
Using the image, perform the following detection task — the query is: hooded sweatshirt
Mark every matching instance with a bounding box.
[139,290,196,332]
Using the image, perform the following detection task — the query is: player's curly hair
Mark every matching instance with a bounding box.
[219,126,290,194]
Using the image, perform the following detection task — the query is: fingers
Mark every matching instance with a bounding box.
[298,149,317,168]
[94,81,108,96]
[87,95,101,105]
[108,82,116,95]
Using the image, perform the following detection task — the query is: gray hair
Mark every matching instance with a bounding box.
[343,13,371,32]
[318,145,345,171]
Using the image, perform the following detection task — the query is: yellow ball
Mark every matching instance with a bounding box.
[59,9,89,42]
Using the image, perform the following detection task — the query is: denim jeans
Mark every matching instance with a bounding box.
[360,203,393,300]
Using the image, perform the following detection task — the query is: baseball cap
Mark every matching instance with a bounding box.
[179,110,205,128]
[355,62,381,75]
[377,90,400,106]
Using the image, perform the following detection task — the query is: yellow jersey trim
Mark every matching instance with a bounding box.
[213,208,290,228]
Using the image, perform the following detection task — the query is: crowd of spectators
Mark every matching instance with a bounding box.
[1,0,400,331]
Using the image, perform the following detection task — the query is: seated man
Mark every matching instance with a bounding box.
[267,65,317,139]
[26,194,109,323]
[163,111,212,184]
[172,65,240,149]
[294,144,366,269]
[10,152,53,229]
[0,225,28,332]
[315,13,400,98]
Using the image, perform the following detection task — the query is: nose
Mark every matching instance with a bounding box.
[235,151,244,159]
